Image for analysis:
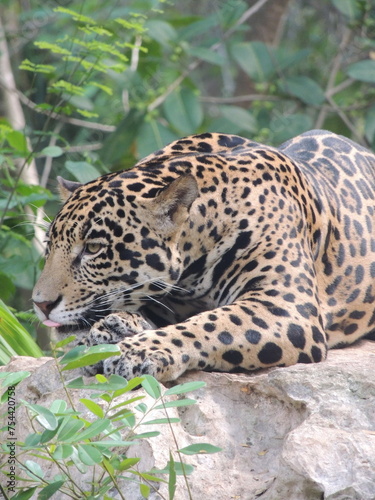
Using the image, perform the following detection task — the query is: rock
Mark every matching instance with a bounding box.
[1,341,375,499]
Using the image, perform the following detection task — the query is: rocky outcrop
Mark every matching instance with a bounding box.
[1,341,375,499]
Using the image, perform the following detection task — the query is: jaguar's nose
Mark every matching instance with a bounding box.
[33,296,62,318]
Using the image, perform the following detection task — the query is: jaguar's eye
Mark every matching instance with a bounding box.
[84,242,103,255]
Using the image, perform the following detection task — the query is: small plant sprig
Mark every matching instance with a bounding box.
[0,338,221,499]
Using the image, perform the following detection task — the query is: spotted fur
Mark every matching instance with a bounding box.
[32,130,375,381]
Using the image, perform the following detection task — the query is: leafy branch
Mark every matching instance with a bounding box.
[0,340,219,499]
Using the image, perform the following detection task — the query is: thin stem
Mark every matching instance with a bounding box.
[40,122,63,188]
[200,94,281,103]
[52,347,78,413]
[101,461,127,500]
[326,95,367,145]
[326,77,355,98]
[315,27,353,129]
[25,412,86,498]
[147,0,271,113]
[159,393,194,500]
[63,143,103,153]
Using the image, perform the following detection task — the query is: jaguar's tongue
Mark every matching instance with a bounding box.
[43,320,62,328]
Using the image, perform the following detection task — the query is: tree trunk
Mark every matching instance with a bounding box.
[0,11,45,254]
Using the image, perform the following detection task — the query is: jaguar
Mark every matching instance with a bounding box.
[32,130,375,382]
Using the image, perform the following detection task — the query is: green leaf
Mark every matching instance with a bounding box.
[129,471,165,483]
[8,183,53,209]
[141,375,161,399]
[10,487,38,500]
[49,399,68,414]
[64,161,101,184]
[136,120,178,158]
[71,38,128,64]
[365,106,375,145]
[6,130,30,156]
[51,80,85,96]
[80,25,113,37]
[152,461,194,476]
[59,345,86,363]
[37,480,65,500]
[57,418,85,441]
[61,344,121,371]
[145,20,177,46]
[271,113,312,143]
[140,482,151,498]
[116,457,140,471]
[0,370,30,387]
[52,444,74,460]
[21,401,58,430]
[141,418,180,425]
[102,457,115,476]
[220,106,257,133]
[90,439,135,447]
[164,88,203,135]
[331,0,360,19]
[135,402,148,414]
[24,433,42,447]
[108,407,134,421]
[231,41,275,82]
[164,381,206,396]
[115,17,147,34]
[72,418,111,441]
[54,335,76,349]
[90,82,113,96]
[24,459,44,480]
[111,397,144,412]
[178,443,222,455]
[346,60,375,83]
[113,376,144,396]
[54,6,97,25]
[65,376,86,389]
[66,373,131,391]
[34,41,71,56]
[80,398,104,418]
[279,76,325,105]
[100,109,146,164]
[40,146,63,158]
[39,427,59,444]
[70,446,88,474]
[154,398,196,409]
[0,300,44,359]
[0,272,15,302]
[76,109,100,119]
[131,431,160,440]
[272,48,311,72]
[179,15,218,41]
[121,413,136,427]
[188,47,225,66]
[76,444,103,465]
[19,59,55,74]
[168,452,176,500]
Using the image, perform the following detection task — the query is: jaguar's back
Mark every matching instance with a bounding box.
[281,130,375,346]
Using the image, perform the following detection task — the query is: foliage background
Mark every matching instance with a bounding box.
[0,0,374,349]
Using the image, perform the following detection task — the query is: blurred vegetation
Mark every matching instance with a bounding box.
[0,0,374,350]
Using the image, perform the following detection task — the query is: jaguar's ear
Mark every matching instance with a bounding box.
[57,176,83,202]
[152,174,199,229]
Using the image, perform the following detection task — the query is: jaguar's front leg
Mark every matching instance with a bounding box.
[99,292,327,382]
[81,312,154,376]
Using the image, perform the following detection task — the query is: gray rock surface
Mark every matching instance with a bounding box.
[1,341,375,499]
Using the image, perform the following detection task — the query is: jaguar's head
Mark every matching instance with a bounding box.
[32,173,198,334]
